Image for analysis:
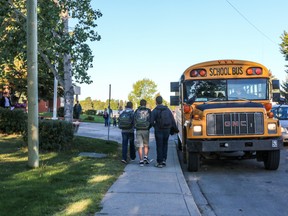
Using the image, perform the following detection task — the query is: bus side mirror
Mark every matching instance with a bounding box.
[170,96,179,106]
[272,80,280,90]
[170,82,179,92]
[272,93,280,102]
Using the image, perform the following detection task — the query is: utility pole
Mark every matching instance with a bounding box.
[27,0,39,168]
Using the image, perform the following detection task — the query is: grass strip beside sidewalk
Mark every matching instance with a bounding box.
[0,135,124,216]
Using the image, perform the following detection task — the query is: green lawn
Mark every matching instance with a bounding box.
[39,112,106,124]
[0,134,124,216]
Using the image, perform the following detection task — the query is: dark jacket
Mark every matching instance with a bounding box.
[150,105,177,130]
[0,96,12,108]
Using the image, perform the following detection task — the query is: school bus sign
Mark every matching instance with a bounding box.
[171,59,283,172]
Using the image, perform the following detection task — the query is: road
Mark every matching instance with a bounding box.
[179,147,288,216]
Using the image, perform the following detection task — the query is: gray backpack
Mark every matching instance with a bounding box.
[134,107,151,130]
[118,110,134,129]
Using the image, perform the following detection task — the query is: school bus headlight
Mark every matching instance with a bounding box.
[193,125,202,135]
[268,123,277,133]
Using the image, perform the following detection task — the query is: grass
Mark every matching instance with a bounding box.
[39,112,106,124]
[0,134,124,216]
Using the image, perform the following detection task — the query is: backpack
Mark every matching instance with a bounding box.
[134,107,151,130]
[118,110,134,129]
[157,107,173,129]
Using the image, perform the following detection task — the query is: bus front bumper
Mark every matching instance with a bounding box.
[187,138,283,152]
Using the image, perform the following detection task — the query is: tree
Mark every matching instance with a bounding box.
[80,97,93,111]
[280,31,288,98]
[0,0,102,122]
[128,79,157,109]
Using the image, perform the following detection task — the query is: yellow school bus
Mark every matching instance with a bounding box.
[170,59,283,172]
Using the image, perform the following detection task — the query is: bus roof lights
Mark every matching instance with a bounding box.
[246,67,262,75]
[199,69,207,77]
[190,70,198,77]
[247,68,253,75]
[190,69,206,77]
[255,68,262,75]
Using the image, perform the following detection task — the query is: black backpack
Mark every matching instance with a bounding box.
[118,110,134,129]
[157,107,173,129]
[134,107,151,130]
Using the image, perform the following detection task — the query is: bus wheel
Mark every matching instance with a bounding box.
[263,150,280,170]
[177,135,182,151]
[187,152,199,172]
[182,135,187,164]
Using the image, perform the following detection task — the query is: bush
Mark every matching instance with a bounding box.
[85,115,95,121]
[22,119,74,151]
[85,109,96,115]
[0,108,27,134]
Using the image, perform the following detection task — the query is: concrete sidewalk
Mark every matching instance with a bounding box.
[77,122,201,216]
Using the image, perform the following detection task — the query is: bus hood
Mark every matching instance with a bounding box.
[196,102,264,111]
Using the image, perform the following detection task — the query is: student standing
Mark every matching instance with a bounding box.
[103,108,109,126]
[134,99,152,167]
[150,96,177,168]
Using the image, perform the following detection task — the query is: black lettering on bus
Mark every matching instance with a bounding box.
[232,67,243,75]
[209,67,231,76]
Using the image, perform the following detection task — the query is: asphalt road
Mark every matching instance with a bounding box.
[179,147,288,216]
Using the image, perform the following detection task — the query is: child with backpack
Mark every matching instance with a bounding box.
[150,96,177,168]
[118,101,136,164]
[134,99,152,167]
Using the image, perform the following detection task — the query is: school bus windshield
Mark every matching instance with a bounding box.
[183,78,268,103]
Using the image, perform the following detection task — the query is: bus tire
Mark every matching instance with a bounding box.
[187,152,199,172]
[177,135,182,151]
[182,146,187,164]
[263,150,280,170]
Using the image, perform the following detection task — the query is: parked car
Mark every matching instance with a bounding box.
[272,104,288,145]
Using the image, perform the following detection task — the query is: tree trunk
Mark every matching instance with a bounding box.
[63,10,74,123]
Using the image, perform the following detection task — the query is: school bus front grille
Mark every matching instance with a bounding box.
[206,112,264,136]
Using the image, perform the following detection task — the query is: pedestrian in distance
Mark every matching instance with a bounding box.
[150,95,177,168]
[118,101,136,164]
[103,108,109,127]
[73,100,82,120]
[112,115,117,127]
[0,86,13,109]
[134,99,152,167]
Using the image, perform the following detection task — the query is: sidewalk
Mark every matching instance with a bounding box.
[77,122,201,216]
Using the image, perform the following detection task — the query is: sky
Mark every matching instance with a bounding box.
[76,0,288,103]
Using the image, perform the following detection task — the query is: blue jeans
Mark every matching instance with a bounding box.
[104,118,108,126]
[154,128,170,164]
[121,132,136,161]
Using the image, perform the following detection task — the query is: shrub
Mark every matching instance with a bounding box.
[0,108,27,134]
[23,119,74,151]
[85,115,95,121]
[85,109,96,115]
